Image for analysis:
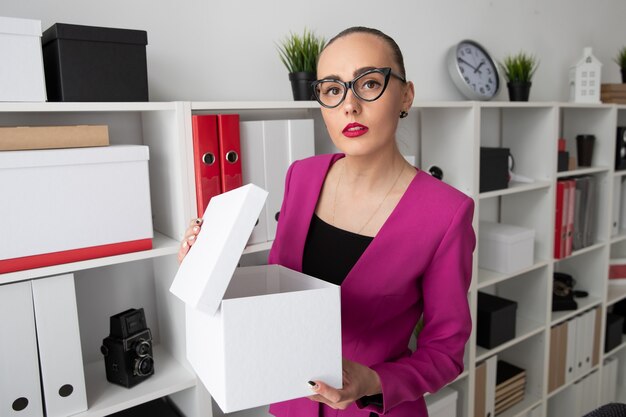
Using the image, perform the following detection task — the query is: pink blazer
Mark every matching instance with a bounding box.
[268,154,475,417]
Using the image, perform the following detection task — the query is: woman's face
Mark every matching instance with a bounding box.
[316,32,414,158]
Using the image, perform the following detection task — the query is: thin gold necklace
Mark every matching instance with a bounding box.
[332,161,406,235]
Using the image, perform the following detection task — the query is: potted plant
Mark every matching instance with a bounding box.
[614,46,626,83]
[277,29,325,101]
[499,52,539,101]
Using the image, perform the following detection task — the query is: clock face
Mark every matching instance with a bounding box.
[448,40,500,100]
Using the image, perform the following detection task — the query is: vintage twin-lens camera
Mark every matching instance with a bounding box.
[101,308,154,388]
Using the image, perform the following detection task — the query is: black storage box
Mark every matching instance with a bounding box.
[480,147,510,192]
[477,292,517,349]
[613,298,626,333]
[605,313,625,353]
[558,151,569,172]
[42,23,149,101]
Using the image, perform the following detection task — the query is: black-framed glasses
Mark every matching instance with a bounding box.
[312,67,407,109]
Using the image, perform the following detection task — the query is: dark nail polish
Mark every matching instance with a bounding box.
[308,381,316,387]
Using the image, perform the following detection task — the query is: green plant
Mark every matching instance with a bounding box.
[277,29,326,74]
[499,52,539,83]
[614,46,626,68]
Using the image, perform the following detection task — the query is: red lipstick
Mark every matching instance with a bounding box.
[342,122,369,138]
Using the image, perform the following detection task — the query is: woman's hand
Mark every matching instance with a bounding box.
[177,218,203,264]
[308,358,382,410]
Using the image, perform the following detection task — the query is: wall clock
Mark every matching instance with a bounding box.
[447,40,500,100]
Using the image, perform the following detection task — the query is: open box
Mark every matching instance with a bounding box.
[170,184,342,413]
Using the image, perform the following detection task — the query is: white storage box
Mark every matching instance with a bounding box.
[479,221,535,274]
[170,184,342,413]
[426,387,458,417]
[0,145,153,274]
[0,16,47,101]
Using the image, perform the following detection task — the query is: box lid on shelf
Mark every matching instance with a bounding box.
[0,16,41,37]
[479,221,535,244]
[170,183,268,316]
[42,22,147,46]
[0,144,148,169]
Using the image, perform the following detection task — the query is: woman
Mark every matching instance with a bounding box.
[179,27,475,417]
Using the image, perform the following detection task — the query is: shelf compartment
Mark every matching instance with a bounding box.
[73,345,195,417]
[0,231,179,285]
[479,180,552,200]
[610,232,626,244]
[603,334,626,358]
[553,246,608,313]
[477,260,549,289]
[607,281,626,306]
[550,296,603,326]
[242,240,273,255]
[476,317,545,362]
[556,241,606,261]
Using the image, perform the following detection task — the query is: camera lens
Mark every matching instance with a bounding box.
[134,356,154,377]
[135,340,151,357]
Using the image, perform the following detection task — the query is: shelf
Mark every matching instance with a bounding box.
[497,397,543,417]
[546,365,600,400]
[192,101,320,111]
[476,317,545,362]
[477,260,549,289]
[555,242,606,262]
[614,170,626,178]
[607,281,626,306]
[0,232,179,285]
[603,335,626,358]
[556,166,610,178]
[610,232,626,244]
[74,345,196,417]
[550,296,603,326]
[479,101,558,108]
[0,102,176,112]
[478,180,552,200]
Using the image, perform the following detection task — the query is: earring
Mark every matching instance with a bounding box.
[399,110,409,119]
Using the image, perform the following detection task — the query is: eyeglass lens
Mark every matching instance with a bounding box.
[315,70,388,108]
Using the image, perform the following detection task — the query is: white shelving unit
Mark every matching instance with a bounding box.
[2,100,626,417]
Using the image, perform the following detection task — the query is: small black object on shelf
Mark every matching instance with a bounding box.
[480,147,510,192]
[605,313,625,353]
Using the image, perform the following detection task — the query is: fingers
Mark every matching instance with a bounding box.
[308,380,343,404]
[177,218,203,264]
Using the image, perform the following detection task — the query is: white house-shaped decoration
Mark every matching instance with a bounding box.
[569,47,602,103]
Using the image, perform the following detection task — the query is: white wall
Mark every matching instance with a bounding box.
[4,0,626,102]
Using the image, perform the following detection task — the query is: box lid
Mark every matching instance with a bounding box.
[42,23,147,46]
[479,221,535,244]
[0,16,41,37]
[169,184,269,316]
[0,144,148,169]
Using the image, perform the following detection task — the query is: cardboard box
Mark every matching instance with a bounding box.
[42,23,148,101]
[170,184,342,413]
[0,145,153,274]
[0,16,47,101]
[479,221,535,273]
[0,125,109,151]
[426,387,458,417]
[477,292,518,349]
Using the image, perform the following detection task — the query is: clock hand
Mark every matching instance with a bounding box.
[458,57,476,70]
[474,62,485,74]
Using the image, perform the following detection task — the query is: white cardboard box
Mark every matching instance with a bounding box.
[0,16,47,101]
[478,221,535,274]
[0,145,153,273]
[170,184,342,413]
[426,387,458,417]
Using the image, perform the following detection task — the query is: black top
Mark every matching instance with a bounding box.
[302,213,374,286]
